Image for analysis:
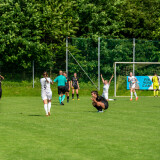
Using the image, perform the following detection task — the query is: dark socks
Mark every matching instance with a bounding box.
[72,94,74,99]
[67,96,69,102]
[77,94,79,99]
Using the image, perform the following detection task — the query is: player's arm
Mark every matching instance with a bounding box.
[68,81,70,91]
[0,75,4,80]
[134,77,138,83]
[101,74,105,83]
[128,77,131,82]
[109,75,114,85]
[53,77,58,83]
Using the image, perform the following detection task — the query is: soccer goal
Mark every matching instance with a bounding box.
[114,62,160,97]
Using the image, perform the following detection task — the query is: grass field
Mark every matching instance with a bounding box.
[0,95,160,160]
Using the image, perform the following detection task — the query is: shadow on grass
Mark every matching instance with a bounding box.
[28,114,43,116]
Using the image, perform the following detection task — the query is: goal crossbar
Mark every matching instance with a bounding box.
[114,62,160,97]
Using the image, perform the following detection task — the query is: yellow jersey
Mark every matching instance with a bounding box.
[152,76,159,84]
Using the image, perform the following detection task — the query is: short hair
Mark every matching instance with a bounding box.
[43,71,48,76]
[91,90,98,96]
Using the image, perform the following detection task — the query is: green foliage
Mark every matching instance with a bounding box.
[0,0,159,79]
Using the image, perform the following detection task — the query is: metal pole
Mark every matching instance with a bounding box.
[98,37,100,91]
[66,37,68,76]
[133,38,135,76]
[114,62,116,97]
[32,60,34,88]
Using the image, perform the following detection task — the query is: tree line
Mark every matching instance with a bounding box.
[0,0,159,79]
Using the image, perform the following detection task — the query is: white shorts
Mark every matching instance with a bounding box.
[41,91,52,100]
[130,83,136,89]
[102,93,108,100]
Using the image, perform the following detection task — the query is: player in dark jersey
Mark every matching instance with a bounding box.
[71,73,80,100]
[91,90,109,112]
[0,74,4,100]
[63,72,70,103]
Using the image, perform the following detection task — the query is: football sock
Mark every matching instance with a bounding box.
[67,96,69,102]
[156,90,158,96]
[62,95,65,102]
[131,92,133,99]
[134,92,137,98]
[154,90,156,96]
[77,94,79,99]
[44,104,48,115]
[72,94,74,99]
[59,96,62,104]
[48,102,51,112]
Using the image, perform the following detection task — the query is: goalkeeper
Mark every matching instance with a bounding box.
[152,73,159,97]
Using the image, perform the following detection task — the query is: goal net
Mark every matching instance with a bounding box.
[114,62,160,97]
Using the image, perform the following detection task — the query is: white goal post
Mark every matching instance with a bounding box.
[114,62,160,97]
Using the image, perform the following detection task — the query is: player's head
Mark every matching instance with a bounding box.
[154,73,157,76]
[63,71,67,77]
[104,80,108,84]
[91,90,98,98]
[74,73,77,77]
[130,72,133,77]
[59,70,63,75]
[43,71,48,77]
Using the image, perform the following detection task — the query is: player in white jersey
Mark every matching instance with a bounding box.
[101,74,114,101]
[40,72,53,116]
[128,72,138,101]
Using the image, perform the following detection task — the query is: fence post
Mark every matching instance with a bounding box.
[32,60,34,88]
[133,38,135,76]
[66,37,68,76]
[98,37,100,91]
[114,62,116,97]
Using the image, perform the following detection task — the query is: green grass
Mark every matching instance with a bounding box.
[0,96,160,160]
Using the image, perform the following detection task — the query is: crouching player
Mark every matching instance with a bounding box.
[91,91,109,112]
[40,72,53,116]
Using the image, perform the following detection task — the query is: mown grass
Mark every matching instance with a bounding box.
[0,96,160,160]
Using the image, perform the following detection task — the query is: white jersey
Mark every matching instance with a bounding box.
[40,78,52,92]
[128,76,137,88]
[102,84,110,100]
[40,78,52,100]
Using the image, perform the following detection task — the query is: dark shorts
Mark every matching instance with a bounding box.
[73,85,78,89]
[0,89,2,99]
[102,100,109,110]
[65,85,69,92]
[58,86,66,95]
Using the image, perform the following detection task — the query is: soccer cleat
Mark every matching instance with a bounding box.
[72,99,74,100]
[98,110,103,113]
[48,112,51,116]
[130,98,133,101]
[136,97,138,101]
[67,100,69,103]
[78,99,80,100]
[156,95,158,97]
[46,115,48,117]
[61,102,64,105]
